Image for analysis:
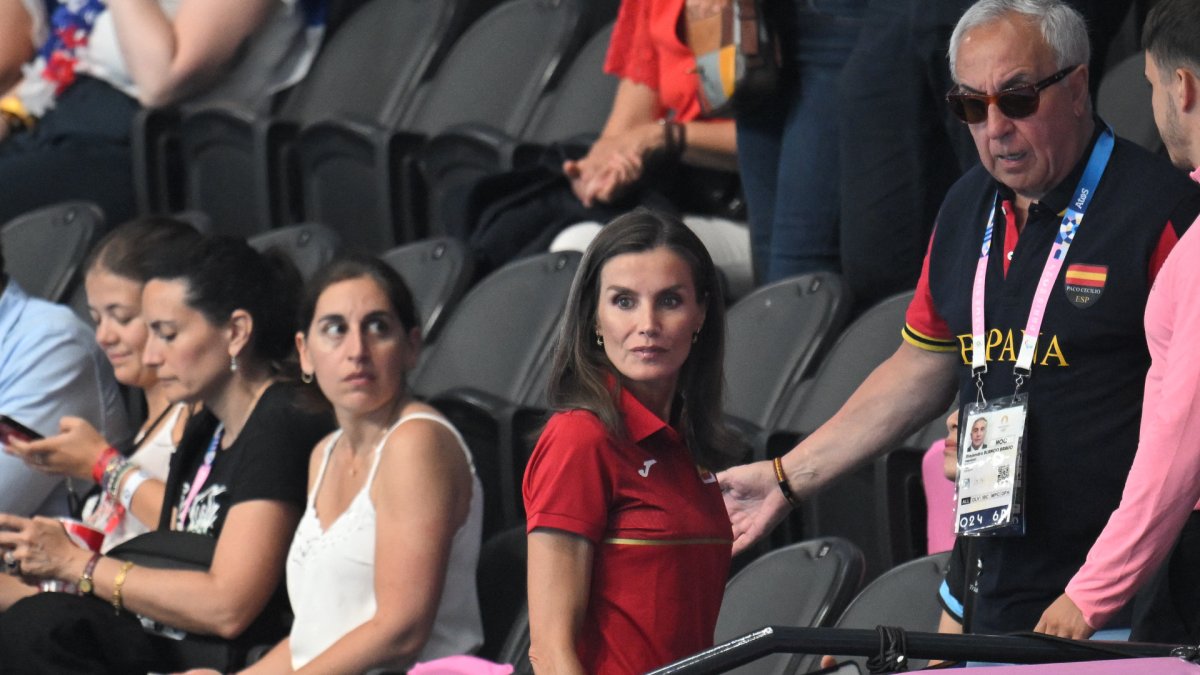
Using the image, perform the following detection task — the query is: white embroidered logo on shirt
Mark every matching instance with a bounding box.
[638,460,657,477]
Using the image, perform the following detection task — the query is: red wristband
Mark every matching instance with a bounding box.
[92,447,119,483]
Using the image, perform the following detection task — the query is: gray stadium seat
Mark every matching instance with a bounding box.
[0,201,104,303]
[379,237,474,343]
[409,250,581,538]
[715,538,865,675]
[247,222,344,282]
[416,21,620,237]
[793,552,952,673]
[296,0,604,249]
[1098,51,1163,155]
[724,272,850,436]
[767,291,930,581]
[476,526,529,663]
[175,0,487,239]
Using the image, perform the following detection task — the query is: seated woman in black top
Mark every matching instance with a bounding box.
[0,236,333,673]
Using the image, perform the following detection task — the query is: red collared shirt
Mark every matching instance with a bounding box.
[524,386,731,675]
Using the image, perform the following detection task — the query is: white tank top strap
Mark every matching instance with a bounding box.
[363,411,475,489]
[307,430,344,503]
[165,402,187,432]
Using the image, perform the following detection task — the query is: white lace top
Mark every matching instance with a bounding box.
[286,412,484,670]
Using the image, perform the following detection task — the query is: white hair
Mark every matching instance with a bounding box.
[948,0,1090,82]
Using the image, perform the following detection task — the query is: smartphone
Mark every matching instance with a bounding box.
[0,414,43,444]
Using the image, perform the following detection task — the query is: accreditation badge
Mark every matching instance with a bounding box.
[954,394,1028,536]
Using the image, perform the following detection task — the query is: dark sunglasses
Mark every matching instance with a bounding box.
[946,65,1080,124]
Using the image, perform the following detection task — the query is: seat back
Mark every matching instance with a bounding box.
[714,538,865,675]
[410,250,580,403]
[521,22,619,145]
[771,291,921,580]
[724,273,849,432]
[776,290,915,435]
[797,552,952,673]
[380,237,474,343]
[398,0,591,138]
[476,526,529,662]
[280,0,474,127]
[1097,52,1163,154]
[0,202,104,303]
[247,222,344,282]
[180,0,480,238]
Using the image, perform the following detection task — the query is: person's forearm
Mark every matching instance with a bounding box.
[238,637,293,674]
[292,616,435,675]
[598,78,660,138]
[780,343,959,499]
[680,119,737,171]
[0,0,35,91]
[105,0,275,107]
[122,474,166,530]
[83,502,297,639]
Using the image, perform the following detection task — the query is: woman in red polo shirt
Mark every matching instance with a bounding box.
[523,209,743,674]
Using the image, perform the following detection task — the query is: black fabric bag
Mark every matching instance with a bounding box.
[454,141,741,277]
[104,531,291,672]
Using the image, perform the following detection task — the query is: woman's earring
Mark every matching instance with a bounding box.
[692,330,699,344]
[301,371,313,384]
[229,355,238,373]
[595,332,604,347]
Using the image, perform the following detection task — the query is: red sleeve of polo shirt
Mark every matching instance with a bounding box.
[902,230,957,352]
[523,411,614,544]
[1148,224,1180,286]
[604,0,657,90]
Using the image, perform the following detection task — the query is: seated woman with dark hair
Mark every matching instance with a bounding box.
[0,235,333,673]
[1,216,202,611]
[213,254,484,674]
[524,209,743,674]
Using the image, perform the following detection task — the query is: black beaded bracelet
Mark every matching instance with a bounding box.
[773,456,800,508]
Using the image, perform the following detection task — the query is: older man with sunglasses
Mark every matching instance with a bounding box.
[719,0,1200,637]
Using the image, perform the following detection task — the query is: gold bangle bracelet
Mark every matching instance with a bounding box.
[111,561,135,615]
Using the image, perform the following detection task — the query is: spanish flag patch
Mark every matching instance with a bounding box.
[1063,264,1107,308]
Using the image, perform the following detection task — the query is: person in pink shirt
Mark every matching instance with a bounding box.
[1034,0,1200,643]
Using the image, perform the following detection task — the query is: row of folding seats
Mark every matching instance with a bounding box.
[2,197,938,585]
[133,0,620,252]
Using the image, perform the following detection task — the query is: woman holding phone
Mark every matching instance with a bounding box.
[1,217,201,611]
[0,235,332,672]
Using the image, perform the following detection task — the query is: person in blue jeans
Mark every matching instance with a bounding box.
[736,0,867,285]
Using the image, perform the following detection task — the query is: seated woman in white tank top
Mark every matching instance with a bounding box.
[240,255,484,674]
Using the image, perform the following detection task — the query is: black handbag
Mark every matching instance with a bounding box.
[106,530,291,672]
[685,0,781,116]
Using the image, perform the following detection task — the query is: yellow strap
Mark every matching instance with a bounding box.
[603,537,730,546]
[0,95,34,129]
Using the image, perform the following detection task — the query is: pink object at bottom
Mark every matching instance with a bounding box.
[409,656,516,675]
